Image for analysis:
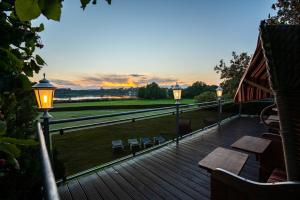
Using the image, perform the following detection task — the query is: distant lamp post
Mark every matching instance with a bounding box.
[173,83,182,144]
[32,73,56,157]
[216,85,223,128]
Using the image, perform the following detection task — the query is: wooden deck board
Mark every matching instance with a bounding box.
[59,117,266,200]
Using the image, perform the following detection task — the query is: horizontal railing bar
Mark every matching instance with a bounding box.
[37,122,60,200]
[49,100,219,125]
[50,106,202,133]
[50,110,175,133]
[49,101,230,133]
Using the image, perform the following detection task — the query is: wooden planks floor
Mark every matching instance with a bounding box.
[58,117,266,200]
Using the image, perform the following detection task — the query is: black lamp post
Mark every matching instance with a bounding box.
[32,73,56,158]
[216,85,223,128]
[173,83,182,144]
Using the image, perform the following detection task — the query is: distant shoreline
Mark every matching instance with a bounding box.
[54,96,138,104]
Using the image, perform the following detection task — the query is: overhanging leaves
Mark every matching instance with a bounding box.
[0,137,37,146]
[0,143,21,157]
[36,54,46,65]
[81,0,91,9]
[0,121,6,135]
[38,0,62,21]
[15,0,41,21]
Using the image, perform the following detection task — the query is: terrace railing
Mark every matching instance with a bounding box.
[49,100,231,134]
[37,122,60,200]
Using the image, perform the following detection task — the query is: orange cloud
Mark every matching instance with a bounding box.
[100,78,138,88]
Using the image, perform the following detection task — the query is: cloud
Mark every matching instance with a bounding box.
[50,74,186,89]
[129,74,145,77]
[51,79,80,88]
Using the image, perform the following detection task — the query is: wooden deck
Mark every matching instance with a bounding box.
[58,117,266,200]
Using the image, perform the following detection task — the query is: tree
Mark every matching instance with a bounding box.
[137,82,167,99]
[183,81,216,99]
[0,0,111,198]
[267,0,300,25]
[214,52,251,98]
[137,87,146,98]
[194,91,216,103]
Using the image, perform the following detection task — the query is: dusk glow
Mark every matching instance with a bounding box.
[33,0,274,89]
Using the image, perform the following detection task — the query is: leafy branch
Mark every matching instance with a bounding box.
[14,0,111,21]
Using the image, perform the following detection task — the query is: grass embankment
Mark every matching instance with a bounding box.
[54,99,194,108]
[52,108,231,176]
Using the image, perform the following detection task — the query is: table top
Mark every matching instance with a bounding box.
[231,136,271,154]
[198,147,248,175]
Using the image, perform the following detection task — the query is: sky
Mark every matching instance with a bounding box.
[33,0,275,89]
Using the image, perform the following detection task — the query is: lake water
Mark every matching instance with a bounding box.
[54,95,137,101]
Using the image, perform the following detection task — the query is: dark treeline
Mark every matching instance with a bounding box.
[137,82,167,99]
[137,81,217,100]
[55,88,138,98]
[183,81,217,98]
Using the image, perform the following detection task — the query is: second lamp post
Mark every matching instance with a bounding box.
[173,83,182,144]
[32,74,56,160]
[216,85,223,128]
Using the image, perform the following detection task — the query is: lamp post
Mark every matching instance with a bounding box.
[173,83,182,144]
[216,85,223,128]
[32,73,56,159]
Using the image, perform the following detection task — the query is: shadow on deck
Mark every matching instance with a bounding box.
[58,117,267,200]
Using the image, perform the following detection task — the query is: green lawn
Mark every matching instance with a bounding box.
[49,108,177,130]
[52,109,231,176]
[54,99,194,108]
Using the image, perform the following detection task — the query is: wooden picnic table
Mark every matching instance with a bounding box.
[231,136,271,155]
[198,147,248,175]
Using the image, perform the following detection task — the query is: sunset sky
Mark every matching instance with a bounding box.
[33,0,274,89]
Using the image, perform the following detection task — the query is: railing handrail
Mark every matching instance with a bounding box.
[49,100,223,125]
[49,100,233,133]
[37,122,60,200]
[49,102,226,133]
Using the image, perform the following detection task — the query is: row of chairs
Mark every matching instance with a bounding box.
[112,135,166,151]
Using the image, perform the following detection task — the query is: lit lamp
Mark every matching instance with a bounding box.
[215,85,223,128]
[216,85,223,100]
[173,83,182,144]
[173,83,182,103]
[32,73,56,157]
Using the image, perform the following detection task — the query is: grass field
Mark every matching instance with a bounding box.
[54,99,194,108]
[52,108,232,176]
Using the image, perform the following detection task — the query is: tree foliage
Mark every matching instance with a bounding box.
[267,0,300,25]
[214,52,251,97]
[0,1,46,198]
[194,91,216,103]
[183,81,216,99]
[13,0,111,21]
[0,0,111,198]
[137,82,167,99]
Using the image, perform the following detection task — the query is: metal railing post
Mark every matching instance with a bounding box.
[37,122,60,200]
[239,102,242,117]
[218,98,222,128]
[176,102,180,144]
[42,110,53,164]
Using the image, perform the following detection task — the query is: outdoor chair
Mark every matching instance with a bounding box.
[260,104,280,134]
[127,138,140,150]
[153,135,166,145]
[111,140,124,151]
[140,137,153,148]
[179,119,192,136]
[259,133,285,181]
[211,168,300,200]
